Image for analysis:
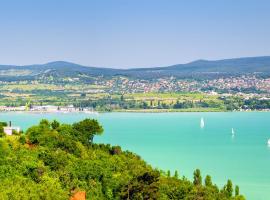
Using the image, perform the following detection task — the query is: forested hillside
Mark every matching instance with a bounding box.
[1,56,270,81]
[0,119,245,199]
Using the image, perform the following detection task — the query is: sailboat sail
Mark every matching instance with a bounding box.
[200,117,205,128]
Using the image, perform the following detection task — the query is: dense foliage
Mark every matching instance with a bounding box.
[0,119,245,199]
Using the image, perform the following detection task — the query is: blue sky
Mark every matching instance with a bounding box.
[0,0,270,68]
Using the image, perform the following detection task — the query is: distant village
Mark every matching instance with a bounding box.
[0,105,97,113]
[1,74,270,112]
[93,75,270,94]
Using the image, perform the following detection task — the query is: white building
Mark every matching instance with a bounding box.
[3,126,20,135]
[31,105,59,112]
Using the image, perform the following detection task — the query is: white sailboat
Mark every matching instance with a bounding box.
[200,117,205,128]
[231,128,235,138]
[267,139,270,146]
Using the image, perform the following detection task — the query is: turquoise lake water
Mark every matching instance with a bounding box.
[0,112,270,200]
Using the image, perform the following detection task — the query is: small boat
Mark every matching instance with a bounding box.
[200,117,205,128]
[267,139,270,146]
[231,128,235,135]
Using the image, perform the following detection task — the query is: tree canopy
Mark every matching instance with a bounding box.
[0,119,245,200]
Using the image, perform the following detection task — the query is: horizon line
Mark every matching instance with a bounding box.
[1,55,270,70]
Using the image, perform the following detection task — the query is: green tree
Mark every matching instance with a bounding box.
[205,175,212,187]
[167,170,171,177]
[0,122,7,126]
[0,131,5,138]
[39,119,50,129]
[174,170,179,179]
[26,126,43,144]
[12,129,20,136]
[72,118,103,144]
[225,179,233,197]
[193,169,202,186]
[51,120,60,130]
[120,170,160,200]
[0,121,7,136]
[235,185,240,196]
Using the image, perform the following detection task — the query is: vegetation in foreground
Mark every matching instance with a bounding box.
[0,119,245,199]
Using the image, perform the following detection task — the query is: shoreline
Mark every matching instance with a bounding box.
[0,109,269,114]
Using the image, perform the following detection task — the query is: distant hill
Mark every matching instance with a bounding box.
[122,56,270,78]
[1,56,270,81]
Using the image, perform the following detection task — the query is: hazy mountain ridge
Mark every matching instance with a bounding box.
[1,56,270,80]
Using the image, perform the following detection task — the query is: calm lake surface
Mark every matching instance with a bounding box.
[1,112,270,200]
